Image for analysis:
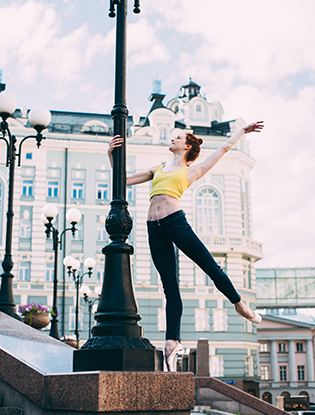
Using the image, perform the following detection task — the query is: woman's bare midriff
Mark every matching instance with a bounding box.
[147,195,181,221]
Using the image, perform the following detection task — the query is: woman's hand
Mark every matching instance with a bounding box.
[243,121,264,134]
[107,135,124,155]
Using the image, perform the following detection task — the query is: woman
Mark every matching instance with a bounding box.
[108,121,264,371]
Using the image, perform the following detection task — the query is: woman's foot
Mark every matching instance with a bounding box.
[234,301,262,324]
[164,340,183,372]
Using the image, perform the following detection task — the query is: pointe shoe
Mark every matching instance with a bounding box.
[235,305,262,324]
[165,343,183,372]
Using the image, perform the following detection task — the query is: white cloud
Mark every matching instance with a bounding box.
[128,18,171,68]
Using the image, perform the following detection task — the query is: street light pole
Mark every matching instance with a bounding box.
[80,285,102,339]
[73,0,163,372]
[42,204,81,339]
[0,90,51,317]
[64,256,95,344]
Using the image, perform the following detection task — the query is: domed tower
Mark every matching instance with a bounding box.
[180,78,201,100]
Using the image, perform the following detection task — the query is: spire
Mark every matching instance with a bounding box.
[148,77,165,114]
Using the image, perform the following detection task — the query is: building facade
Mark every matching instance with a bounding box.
[0,80,263,381]
[258,313,315,405]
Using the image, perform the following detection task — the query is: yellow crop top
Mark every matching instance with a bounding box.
[150,165,190,201]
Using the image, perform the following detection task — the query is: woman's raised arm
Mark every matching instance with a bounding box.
[187,121,264,184]
[107,135,158,186]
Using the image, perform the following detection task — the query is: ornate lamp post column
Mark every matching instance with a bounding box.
[80,285,102,339]
[73,0,163,372]
[0,90,51,317]
[64,256,95,343]
[41,204,81,339]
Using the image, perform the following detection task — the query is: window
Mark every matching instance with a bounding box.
[20,219,31,238]
[279,366,287,381]
[26,153,32,160]
[210,355,223,377]
[278,343,286,352]
[195,308,209,332]
[19,262,30,281]
[96,183,109,200]
[47,181,59,198]
[127,185,134,202]
[72,182,84,199]
[196,104,202,112]
[70,306,82,331]
[158,307,166,331]
[46,263,54,282]
[22,179,34,196]
[298,365,305,381]
[241,194,248,236]
[213,309,227,332]
[296,342,304,352]
[97,222,107,242]
[245,356,254,377]
[195,267,206,285]
[96,264,103,283]
[196,188,221,235]
[260,343,268,352]
[72,222,83,240]
[261,365,269,380]
[159,127,167,141]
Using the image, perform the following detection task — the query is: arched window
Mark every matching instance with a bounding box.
[196,188,221,235]
[281,391,290,397]
[196,104,201,112]
[262,392,272,404]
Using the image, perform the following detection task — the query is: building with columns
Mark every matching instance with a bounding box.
[0,79,263,386]
[258,313,315,405]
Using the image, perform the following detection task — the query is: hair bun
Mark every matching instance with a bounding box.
[198,138,203,145]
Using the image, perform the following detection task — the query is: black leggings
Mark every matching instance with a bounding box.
[147,210,241,341]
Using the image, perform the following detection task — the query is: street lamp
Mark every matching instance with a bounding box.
[41,204,81,339]
[64,256,95,343]
[0,89,51,317]
[73,0,163,372]
[80,285,102,339]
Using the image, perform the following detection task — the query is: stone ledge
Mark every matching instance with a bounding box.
[195,377,292,415]
[44,371,194,412]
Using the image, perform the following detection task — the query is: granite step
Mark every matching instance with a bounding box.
[0,409,23,415]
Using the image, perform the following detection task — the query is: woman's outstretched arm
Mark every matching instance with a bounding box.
[107,135,158,186]
[187,121,264,184]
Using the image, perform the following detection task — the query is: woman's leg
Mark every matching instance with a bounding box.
[147,223,183,341]
[164,218,241,304]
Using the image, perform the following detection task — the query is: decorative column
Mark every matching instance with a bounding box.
[306,339,315,384]
[288,340,297,387]
[270,340,279,386]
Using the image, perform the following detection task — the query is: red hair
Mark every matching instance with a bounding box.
[185,133,203,163]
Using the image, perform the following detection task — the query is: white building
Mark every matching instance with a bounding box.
[0,80,263,386]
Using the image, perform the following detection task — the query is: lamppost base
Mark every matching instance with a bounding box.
[73,335,163,372]
[73,347,163,372]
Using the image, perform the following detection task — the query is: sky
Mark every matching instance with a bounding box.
[1,0,315,269]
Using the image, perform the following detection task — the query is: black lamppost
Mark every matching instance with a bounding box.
[41,204,81,339]
[63,256,95,343]
[0,90,51,317]
[80,285,102,339]
[73,0,163,372]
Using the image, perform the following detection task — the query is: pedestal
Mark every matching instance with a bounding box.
[74,347,163,371]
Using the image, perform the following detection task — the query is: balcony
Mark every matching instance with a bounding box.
[200,234,263,260]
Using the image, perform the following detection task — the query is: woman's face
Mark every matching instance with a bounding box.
[169,133,189,153]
